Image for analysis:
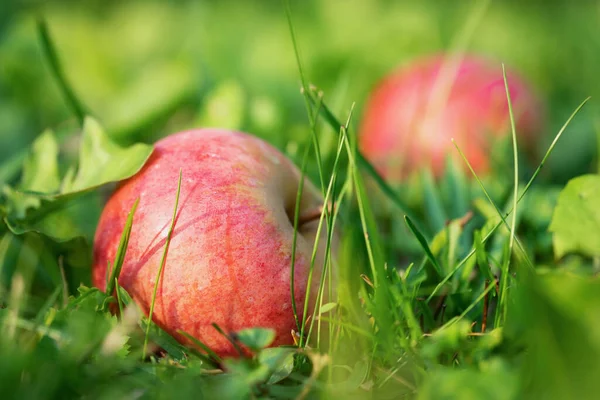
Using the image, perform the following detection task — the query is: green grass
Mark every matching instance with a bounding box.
[2,0,600,399]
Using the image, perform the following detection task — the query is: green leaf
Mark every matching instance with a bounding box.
[4,192,96,242]
[3,117,153,241]
[549,174,600,258]
[63,117,153,193]
[318,302,337,314]
[258,347,296,384]
[234,327,276,352]
[20,130,60,193]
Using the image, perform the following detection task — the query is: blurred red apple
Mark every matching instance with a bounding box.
[93,129,331,357]
[359,54,544,181]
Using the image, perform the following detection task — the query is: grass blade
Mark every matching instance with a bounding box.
[404,216,442,280]
[451,139,533,271]
[289,132,315,333]
[497,64,519,326]
[306,92,422,229]
[426,97,590,302]
[105,198,140,296]
[212,322,245,356]
[177,329,223,369]
[142,169,182,359]
[305,108,352,347]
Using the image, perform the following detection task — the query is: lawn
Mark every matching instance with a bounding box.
[1,1,600,399]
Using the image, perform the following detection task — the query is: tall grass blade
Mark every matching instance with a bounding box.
[142,169,182,359]
[497,64,519,326]
[105,198,140,296]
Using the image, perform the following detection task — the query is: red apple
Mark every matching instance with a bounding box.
[93,129,331,357]
[359,54,544,181]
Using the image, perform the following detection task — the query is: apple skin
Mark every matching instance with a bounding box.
[359,54,544,181]
[92,129,329,357]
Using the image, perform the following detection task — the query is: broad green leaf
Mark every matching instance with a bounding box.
[234,327,276,351]
[20,130,60,193]
[64,117,153,193]
[3,117,152,241]
[549,174,600,258]
[4,192,97,242]
[2,187,44,221]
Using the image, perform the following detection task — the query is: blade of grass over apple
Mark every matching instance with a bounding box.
[304,89,426,235]
[177,330,224,369]
[497,64,521,327]
[211,322,245,357]
[37,19,88,126]
[319,148,353,357]
[289,97,322,334]
[285,1,343,346]
[142,169,182,360]
[305,106,353,347]
[105,198,140,296]
[426,97,590,303]
[299,119,347,347]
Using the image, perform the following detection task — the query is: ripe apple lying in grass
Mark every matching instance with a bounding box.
[359,54,544,181]
[93,129,332,357]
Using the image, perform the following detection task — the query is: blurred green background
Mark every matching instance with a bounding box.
[2,0,599,183]
[2,2,600,398]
